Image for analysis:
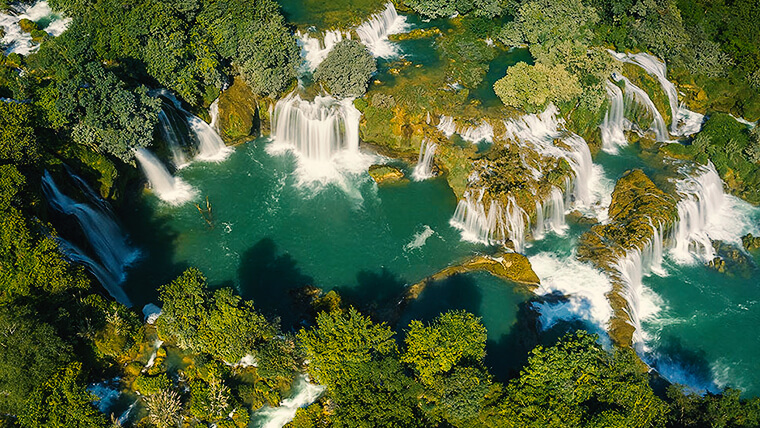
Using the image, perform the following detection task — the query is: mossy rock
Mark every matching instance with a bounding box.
[368,164,406,184]
[18,18,37,33]
[742,233,760,251]
[218,77,258,144]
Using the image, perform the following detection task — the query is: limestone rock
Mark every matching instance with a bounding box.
[368,165,406,184]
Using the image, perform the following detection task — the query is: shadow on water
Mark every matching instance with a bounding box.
[238,238,314,332]
[334,268,409,320]
[646,336,716,396]
[397,274,483,327]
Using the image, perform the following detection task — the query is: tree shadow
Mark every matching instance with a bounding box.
[333,268,409,322]
[238,238,314,332]
[395,273,483,332]
[645,335,716,396]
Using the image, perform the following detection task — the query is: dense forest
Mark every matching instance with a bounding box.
[1,0,760,427]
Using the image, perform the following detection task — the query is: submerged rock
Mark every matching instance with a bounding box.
[709,240,756,277]
[368,164,406,184]
[742,233,760,252]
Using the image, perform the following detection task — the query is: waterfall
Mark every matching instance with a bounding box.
[450,189,527,252]
[298,30,352,71]
[134,148,195,205]
[209,98,220,131]
[600,80,627,153]
[614,247,661,347]
[41,172,137,305]
[356,2,408,57]
[670,163,726,263]
[545,187,567,234]
[158,111,189,168]
[1,1,70,56]
[503,105,594,207]
[459,121,494,144]
[411,140,437,181]
[437,115,456,137]
[187,115,232,161]
[673,107,705,137]
[610,51,680,134]
[613,73,669,142]
[254,376,325,428]
[271,93,361,162]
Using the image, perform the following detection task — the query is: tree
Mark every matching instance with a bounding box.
[0,101,39,164]
[237,20,300,98]
[21,362,109,428]
[401,310,487,385]
[494,62,582,112]
[314,40,376,99]
[403,0,503,19]
[145,388,183,428]
[298,307,396,387]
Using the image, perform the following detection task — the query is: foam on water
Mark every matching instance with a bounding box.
[254,376,325,428]
[356,2,408,57]
[404,225,435,251]
[1,1,70,55]
[134,147,196,205]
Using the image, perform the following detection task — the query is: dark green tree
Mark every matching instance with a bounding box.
[314,40,376,99]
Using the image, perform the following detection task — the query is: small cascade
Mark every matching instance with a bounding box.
[356,2,408,57]
[157,111,189,168]
[610,51,680,133]
[437,115,456,137]
[411,140,437,181]
[613,73,669,142]
[209,98,220,131]
[187,115,232,161]
[600,80,627,153]
[298,30,351,71]
[1,1,70,55]
[271,93,361,162]
[671,163,725,263]
[614,248,654,347]
[459,121,494,144]
[41,172,137,305]
[673,107,705,137]
[254,376,325,428]
[134,148,195,205]
[545,187,567,234]
[450,189,527,251]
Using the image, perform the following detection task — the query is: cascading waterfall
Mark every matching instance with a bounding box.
[158,110,189,168]
[1,1,70,55]
[134,147,195,205]
[450,189,527,251]
[600,80,627,153]
[411,140,437,181]
[254,376,325,428]
[271,93,361,162]
[41,171,137,305]
[356,2,408,57]
[532,187,567,239]
[298,30,351,71]
[187,115,232,161]
[209,98,220,131]
[437,115,456,137]
[459,121,494,144]
[613,73,669,142]
[670,162,726,263]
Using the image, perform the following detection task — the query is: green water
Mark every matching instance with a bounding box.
[468,47,533,107]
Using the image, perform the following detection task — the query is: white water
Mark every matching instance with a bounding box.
[459,121,494,144]
[157,111,189,168]
[298,30,352,71]
[1,1,70,55]
[411,140,437,181]
[613,73,669,142]
[450,189,528,252]
[41,171,137,305]
[187,115,232,161]
[437,115,456,137]
[87,379,122,413]
[209,98,220,131]
[613,245,665,347]
[404,225,435,251]
[673,107,705,137]
[134,147,195,205]
[610,51,680,134]
[254,376,325,428]
[529,252,614,338]
[600,80,627,153]
[142,303,162,324]
[356,2,408,58]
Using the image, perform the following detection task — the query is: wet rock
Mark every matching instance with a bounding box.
[742,233,760,251]
[368,165,406,184]
[218,77,260,144]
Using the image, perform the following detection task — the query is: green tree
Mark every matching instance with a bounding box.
[0,101,39,164]
[314,40,376,99]
[237,20,300,98]
[21,362,109,428]
[401,310,487,385]
[298,307,396,387]
[494,62,582,112]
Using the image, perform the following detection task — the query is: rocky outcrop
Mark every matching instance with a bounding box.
[743,233,760,251]
[577,169,678,347]
[368,165,406,184]
[217,77,260,144]
[404,252,540,303]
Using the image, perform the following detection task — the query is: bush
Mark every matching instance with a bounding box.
[314,40,376,99]
[133,373,172,396]
[494,62,582,113]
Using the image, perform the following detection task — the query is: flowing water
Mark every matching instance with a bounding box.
[0,1,70,55]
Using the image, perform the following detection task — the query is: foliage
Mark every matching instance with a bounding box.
[314,40,376,99]
[666,385,760,427]
[403,0,503,19]
[0,101,39,164]
[493,331,669,427]
[437,30,496,88]
[401,310,487,384]
[145,388,183,428]
[134,373,173,396]
[494,62,582,113]
[21,362,109,428]
[298,307,396,387]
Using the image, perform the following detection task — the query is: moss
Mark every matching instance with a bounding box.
[218,77,258,144]
[622,63,672,128]
[18,18,37,33]
[368,164,406,184]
